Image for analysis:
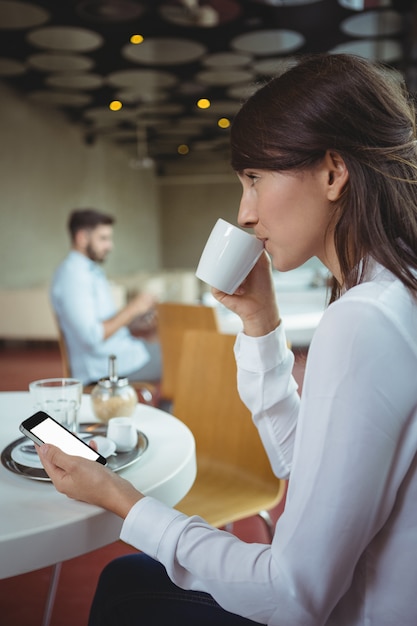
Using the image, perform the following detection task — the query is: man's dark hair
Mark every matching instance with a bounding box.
[68,209,115,241]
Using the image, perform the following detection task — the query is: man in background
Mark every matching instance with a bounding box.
[51,208,161,385]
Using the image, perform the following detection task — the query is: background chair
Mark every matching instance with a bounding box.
[156,302,219,406]
[173,328,286,538]
[55,318,71,378]
[53,313,158,403]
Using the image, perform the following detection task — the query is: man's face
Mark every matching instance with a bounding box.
[84,224,114,263]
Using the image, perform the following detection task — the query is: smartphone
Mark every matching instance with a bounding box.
[19,411,107,465]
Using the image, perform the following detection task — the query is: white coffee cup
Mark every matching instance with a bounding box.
[107,417,138,452]
[195,218,264,294]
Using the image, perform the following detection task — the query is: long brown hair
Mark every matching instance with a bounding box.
[230,53,417,301]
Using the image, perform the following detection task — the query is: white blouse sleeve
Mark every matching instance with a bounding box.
[121,292,417,625]
[234,324,300,478]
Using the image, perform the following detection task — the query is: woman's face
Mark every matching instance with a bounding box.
[236,160,340,278]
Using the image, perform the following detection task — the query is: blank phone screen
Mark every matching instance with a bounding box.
[32,417,100,461]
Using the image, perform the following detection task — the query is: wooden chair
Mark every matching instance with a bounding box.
[173,329,286,538]
[55,318,71,378]
[53,313,158,403]
[156,302,219,404]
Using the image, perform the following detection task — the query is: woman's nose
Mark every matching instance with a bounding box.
[237,197,257,229]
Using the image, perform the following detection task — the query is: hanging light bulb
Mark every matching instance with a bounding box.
[129,126,155,170]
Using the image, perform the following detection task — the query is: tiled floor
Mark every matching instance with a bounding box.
[0,340,306,625]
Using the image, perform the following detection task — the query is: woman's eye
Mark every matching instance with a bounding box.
[246,173,259,184]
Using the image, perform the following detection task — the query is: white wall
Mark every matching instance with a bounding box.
[0,82,162,289]
[0,81,245,291]
[158,170,242,269]
[0,81,324,296]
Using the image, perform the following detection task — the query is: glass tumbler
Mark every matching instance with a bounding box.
[29,378,82,433]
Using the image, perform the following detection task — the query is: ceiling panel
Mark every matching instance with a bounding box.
[0,0,415,173]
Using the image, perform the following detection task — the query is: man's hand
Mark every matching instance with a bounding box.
[102,291,158,340]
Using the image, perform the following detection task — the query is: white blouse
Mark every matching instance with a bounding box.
[121,262,417,625]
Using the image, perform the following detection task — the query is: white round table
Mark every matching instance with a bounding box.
[0,392,196,579]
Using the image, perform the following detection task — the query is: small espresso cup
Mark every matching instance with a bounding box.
[107,416,138,452]
[195,218,264,294]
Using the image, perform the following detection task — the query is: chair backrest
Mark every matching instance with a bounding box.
[52,312,159,401]
[156,302,219,402]
[172,329,278,482]
[54,314,72,378]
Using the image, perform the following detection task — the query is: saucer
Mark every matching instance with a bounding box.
[11,440,43,469]
[1,423,148,481]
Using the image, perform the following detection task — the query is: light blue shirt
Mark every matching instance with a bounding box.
[50,251,150,384]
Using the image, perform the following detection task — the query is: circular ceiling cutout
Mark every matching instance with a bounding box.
[196,68,254,86]
[108,69,177,90]
[122,37,206,65]
[159,0,241,28]
[84,106,139,122]
[46,72,104,90]
[150,141,185,155]
[0,57,26,75]
[158,126,203,137]
[252,56,298,76]
[171,116,211,128]
[203,52,252,68]
[27,90,92,107]
[192,139,221,152]
[177,80,207,96]
[341,10,403,38]
[338,0,389,9]
[195,99,240,115]
[135,116,170,127]
[76,0,146,22]
[192,137,230,152]
[252,0,322,5]
[232,30,305,55]
[28,53,94,72]
[0,1,49,29]
[330,39,402,63]
[227,82,262,101]
[116,88,169,104]
[27,26,103,52]
[138,103,185,115]
[99,128,139,141]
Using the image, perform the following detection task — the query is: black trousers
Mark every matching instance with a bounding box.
[88,553,261,626]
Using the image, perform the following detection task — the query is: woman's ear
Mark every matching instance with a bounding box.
[324,150,349,201]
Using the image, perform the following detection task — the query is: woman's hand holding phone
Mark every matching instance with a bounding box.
[20,411,144,517]
[37,443,143,518]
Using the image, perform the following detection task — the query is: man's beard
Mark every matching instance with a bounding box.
[86,243,106,264]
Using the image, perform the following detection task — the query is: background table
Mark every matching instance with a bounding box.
[0,391,196,580]
[208,285,328,348]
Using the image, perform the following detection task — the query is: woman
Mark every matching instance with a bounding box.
[38,54,417,625]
